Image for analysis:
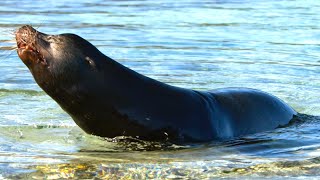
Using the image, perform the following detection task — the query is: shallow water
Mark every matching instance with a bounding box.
[0,0,320,179]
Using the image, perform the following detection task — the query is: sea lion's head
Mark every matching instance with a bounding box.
[15,25,138,137]
[15,25,103,99]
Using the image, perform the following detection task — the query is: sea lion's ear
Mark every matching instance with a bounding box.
[85,56,98,71]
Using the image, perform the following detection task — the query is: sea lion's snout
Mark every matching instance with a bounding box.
[16,25,36,35]
[15,25,37,47]
[15,25,46,66]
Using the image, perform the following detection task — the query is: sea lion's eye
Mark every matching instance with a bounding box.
[47,36,52,39]
[45,36,58,43]
[85,57,97,71]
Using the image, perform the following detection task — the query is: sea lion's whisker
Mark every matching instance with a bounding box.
[7,46,18,51]
[0,28,14,35]
[0,48,16,59]
[3,39,17,44]
[0,32,17,59]
[18,37,27,44]
[34,22,44,31]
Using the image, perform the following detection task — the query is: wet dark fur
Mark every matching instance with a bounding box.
[16,25,297,143]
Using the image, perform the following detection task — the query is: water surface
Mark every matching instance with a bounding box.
[0,0,320,179]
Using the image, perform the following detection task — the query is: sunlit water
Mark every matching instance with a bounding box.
[0,0,320,179]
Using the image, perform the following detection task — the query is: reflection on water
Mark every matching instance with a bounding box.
[0,0,320,179]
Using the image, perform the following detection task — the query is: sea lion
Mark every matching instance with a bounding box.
[15,25,297,143]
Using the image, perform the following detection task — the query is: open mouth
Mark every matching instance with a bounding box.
[16,35,46,65]
[17,41,36,52]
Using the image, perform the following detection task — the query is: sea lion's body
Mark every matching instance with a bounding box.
[15,25,296,142]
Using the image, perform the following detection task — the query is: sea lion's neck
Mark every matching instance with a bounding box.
[100,55,177,104]
[99,55,214,136]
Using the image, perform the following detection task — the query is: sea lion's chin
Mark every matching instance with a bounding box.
[17,46,47,67]
[17,48,37,66]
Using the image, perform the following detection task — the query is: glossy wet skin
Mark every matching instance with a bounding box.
[16,25,101,88]
[15,25,171,141]
[15,25,112,115]
[15,25,297,143]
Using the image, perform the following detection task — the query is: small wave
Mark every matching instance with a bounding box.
[0,88,44,96]
[218,156,320,177]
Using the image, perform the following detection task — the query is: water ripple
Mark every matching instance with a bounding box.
[0,0,320,178]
